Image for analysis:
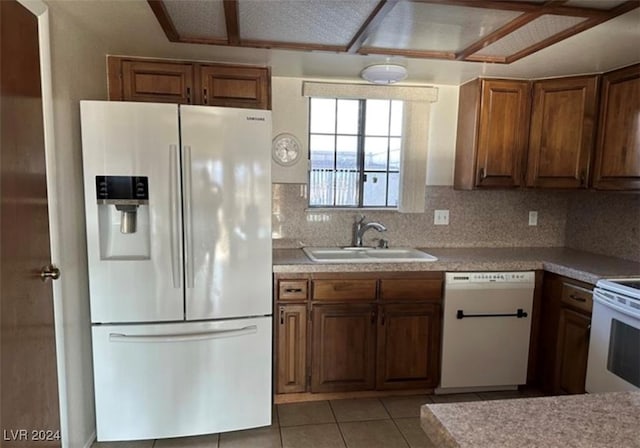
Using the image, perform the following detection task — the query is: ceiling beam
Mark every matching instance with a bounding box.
[346,0,399,54]
[506,0,640,64]
[411,0,614,17]
[359,47,456,60]
[147,0,179,42]
[239,40,345,53]
[456,0,564,61]
[223,0,240,45]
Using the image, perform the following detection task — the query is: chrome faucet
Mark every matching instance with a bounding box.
[354,215,387,247]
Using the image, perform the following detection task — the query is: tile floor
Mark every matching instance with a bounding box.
[91,390,544,448]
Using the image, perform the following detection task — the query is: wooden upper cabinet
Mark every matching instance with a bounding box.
[526,76,599,189]
[199,65,270,110]
[592,63,640,190]
[454,79,531,189]
[107,56,271,110]
[109,58,194,104]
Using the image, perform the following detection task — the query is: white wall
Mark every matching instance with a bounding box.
[270,76,460,186]
[45,2,111,446]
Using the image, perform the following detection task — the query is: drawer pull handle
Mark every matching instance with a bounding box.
[569,294,587,303]
[285,288,303,293]
[279,307,284,324]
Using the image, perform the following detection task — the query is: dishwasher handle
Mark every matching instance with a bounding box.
[457,308,528,319]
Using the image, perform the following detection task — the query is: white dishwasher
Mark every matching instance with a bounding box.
[437,272,535,394]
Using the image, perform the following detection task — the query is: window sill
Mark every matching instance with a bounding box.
[305,207,398,212]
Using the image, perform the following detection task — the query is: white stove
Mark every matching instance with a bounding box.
[585,277,640,393]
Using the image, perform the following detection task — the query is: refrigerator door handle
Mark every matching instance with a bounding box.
[182,145,195,289]
[169,144,182,289]
[108,325,258,343]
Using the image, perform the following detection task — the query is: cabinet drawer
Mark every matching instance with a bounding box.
[312,280,377,301]
[379,279,442,301]
[561,282,593,314]
[278,280,308,301]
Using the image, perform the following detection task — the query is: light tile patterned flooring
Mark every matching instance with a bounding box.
[92,390,544,448]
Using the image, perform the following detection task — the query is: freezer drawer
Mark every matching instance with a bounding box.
[92,317,272,441]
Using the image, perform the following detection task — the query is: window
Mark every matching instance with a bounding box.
[308,98,403,208]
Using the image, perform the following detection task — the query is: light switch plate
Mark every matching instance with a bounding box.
[529,211,538,226]
[434,210,449,225]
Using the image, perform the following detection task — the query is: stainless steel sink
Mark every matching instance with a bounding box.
[302,247,438,263]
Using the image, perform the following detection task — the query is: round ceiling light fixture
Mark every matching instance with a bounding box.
[360,63,408,84]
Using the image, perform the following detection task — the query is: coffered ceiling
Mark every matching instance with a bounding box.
[149,0,639,64]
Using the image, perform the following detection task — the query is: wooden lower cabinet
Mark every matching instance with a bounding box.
[537,273,593,395]
[555,307,591,394]
[276,304,307,394]
[274,273,444,395]
[376,303,441,390]
[310,304,377,393]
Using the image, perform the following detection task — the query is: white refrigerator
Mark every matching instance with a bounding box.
[80,101,272,442]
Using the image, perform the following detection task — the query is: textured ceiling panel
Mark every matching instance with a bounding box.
[565,0,628,9]
[474,14,588,57]
[164,0,226,39]
[363,2,522,52]
[238,0,379,45]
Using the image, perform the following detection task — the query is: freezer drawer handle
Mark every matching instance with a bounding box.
[456,309,528,319]
[108,325,258,343]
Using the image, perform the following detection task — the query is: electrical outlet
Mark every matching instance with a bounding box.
[434,210,449,226]
[529,211,538,226]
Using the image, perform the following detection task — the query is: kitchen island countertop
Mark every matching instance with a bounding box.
[273,247,640,284]
[420,391,640,448]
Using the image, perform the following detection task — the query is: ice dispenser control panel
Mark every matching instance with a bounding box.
[96,176,149,203]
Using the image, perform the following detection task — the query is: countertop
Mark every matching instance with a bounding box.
[420,391,640,448]
[272,247,640,284]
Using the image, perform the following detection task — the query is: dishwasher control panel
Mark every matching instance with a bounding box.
[447,272,535,284]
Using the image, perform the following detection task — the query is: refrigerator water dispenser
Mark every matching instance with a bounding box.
[96,176,150,260]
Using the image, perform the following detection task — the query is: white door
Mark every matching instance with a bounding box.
[92,317,272,441]
[180,106,272,320]
[81,101,183,323]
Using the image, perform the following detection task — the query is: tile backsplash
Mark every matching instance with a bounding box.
[566,191,640,263]
[272,184,570,249]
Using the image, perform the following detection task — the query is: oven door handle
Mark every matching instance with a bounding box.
[594,293,640,320]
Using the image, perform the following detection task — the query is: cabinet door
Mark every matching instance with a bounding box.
[476,80,531,188]
[527,76,598,188]
[556,307,591,394]
[120,60,194,104]
[311,304,376,393]
[200,65,270,110]
[276,305,307,394]
[376,304,441,390]
[592,64,640,190]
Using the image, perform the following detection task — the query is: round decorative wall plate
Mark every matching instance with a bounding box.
[272,133,301,166]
